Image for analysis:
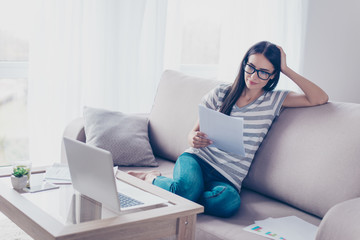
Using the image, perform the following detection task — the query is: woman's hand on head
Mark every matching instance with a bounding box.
[277,45,288,73]
[189,130,212,148]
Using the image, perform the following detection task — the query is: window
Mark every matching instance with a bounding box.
[164,0,306,91]
[0,1,30,167]
[179,0,222,79]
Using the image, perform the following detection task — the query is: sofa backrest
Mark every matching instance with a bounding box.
[243,102,360,218]
[149,70,360,219]
[149,70,220,161]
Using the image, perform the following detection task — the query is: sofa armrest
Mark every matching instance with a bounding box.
[63,117,86,142]
[61,117,85,164]
[316,197,360,240]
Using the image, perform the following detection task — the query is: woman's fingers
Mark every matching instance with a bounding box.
[193,131,212,148]
[277,45,287,72]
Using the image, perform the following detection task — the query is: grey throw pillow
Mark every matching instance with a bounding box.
[83,106,158,167]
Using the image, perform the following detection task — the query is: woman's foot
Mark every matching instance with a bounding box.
[127,170,161,183]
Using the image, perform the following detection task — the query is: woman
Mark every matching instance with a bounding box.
[129,41,328,217]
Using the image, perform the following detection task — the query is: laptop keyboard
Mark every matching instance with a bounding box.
[118,192,144,208]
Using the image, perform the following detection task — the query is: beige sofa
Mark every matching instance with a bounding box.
[62,70,360,240]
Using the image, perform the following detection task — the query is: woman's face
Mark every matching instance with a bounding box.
[244,54,275,91]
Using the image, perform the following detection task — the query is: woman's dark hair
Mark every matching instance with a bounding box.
[219,41,281,115]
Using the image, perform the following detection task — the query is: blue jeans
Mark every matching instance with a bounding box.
[153,153,241,217]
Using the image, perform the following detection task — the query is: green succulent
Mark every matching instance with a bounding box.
[12,166,29,178]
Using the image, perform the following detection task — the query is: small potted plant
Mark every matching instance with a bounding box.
[11,166,29,190]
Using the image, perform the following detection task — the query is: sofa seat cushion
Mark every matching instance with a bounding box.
[118,158,321,240]
[196,188,321,240]
[117,157,175,178]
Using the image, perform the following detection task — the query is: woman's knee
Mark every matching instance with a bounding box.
[171,153,204,201]
[200,182,241,218]
[170,179,203,201]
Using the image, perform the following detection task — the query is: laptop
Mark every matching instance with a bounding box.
[63,137,167,212]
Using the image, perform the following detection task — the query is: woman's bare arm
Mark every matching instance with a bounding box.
[278,46,329,108]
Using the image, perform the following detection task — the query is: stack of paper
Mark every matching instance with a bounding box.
[244,216,318,240]
[44,163,72,184]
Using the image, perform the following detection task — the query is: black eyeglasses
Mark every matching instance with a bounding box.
[244,63,275,81]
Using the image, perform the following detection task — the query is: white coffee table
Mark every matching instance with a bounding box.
[0,170,203,240]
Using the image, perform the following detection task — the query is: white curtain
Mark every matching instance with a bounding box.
[27,0,307,167]
[28,0,167,167]
[164,0,308,91]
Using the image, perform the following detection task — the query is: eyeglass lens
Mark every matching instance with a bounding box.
[244,64,271,80]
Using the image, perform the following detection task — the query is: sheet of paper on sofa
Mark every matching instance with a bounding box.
[198,105,245,156]
[244,216,318,240]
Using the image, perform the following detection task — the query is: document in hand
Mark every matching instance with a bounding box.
[198,105,245,156]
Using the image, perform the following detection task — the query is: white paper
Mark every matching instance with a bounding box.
[244,216,318,240]
[198,105,245,156]
[244,223,285,239]
[44,163,72,184]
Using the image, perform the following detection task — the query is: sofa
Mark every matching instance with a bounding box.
[61,70,360,240]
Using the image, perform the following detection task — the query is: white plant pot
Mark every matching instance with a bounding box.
[11,175,28,190]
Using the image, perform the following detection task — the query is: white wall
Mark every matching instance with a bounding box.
[302,0,360,103]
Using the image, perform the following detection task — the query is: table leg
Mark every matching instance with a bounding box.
[177,214,197,240]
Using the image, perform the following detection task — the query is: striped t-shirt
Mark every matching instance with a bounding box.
[185,83,289,192]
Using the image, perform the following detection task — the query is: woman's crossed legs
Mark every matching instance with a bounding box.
[129,153,241,218]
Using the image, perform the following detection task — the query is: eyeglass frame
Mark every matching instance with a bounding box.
[243,63,275,81]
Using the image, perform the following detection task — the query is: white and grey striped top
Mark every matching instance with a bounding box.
[186,83,289,192]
